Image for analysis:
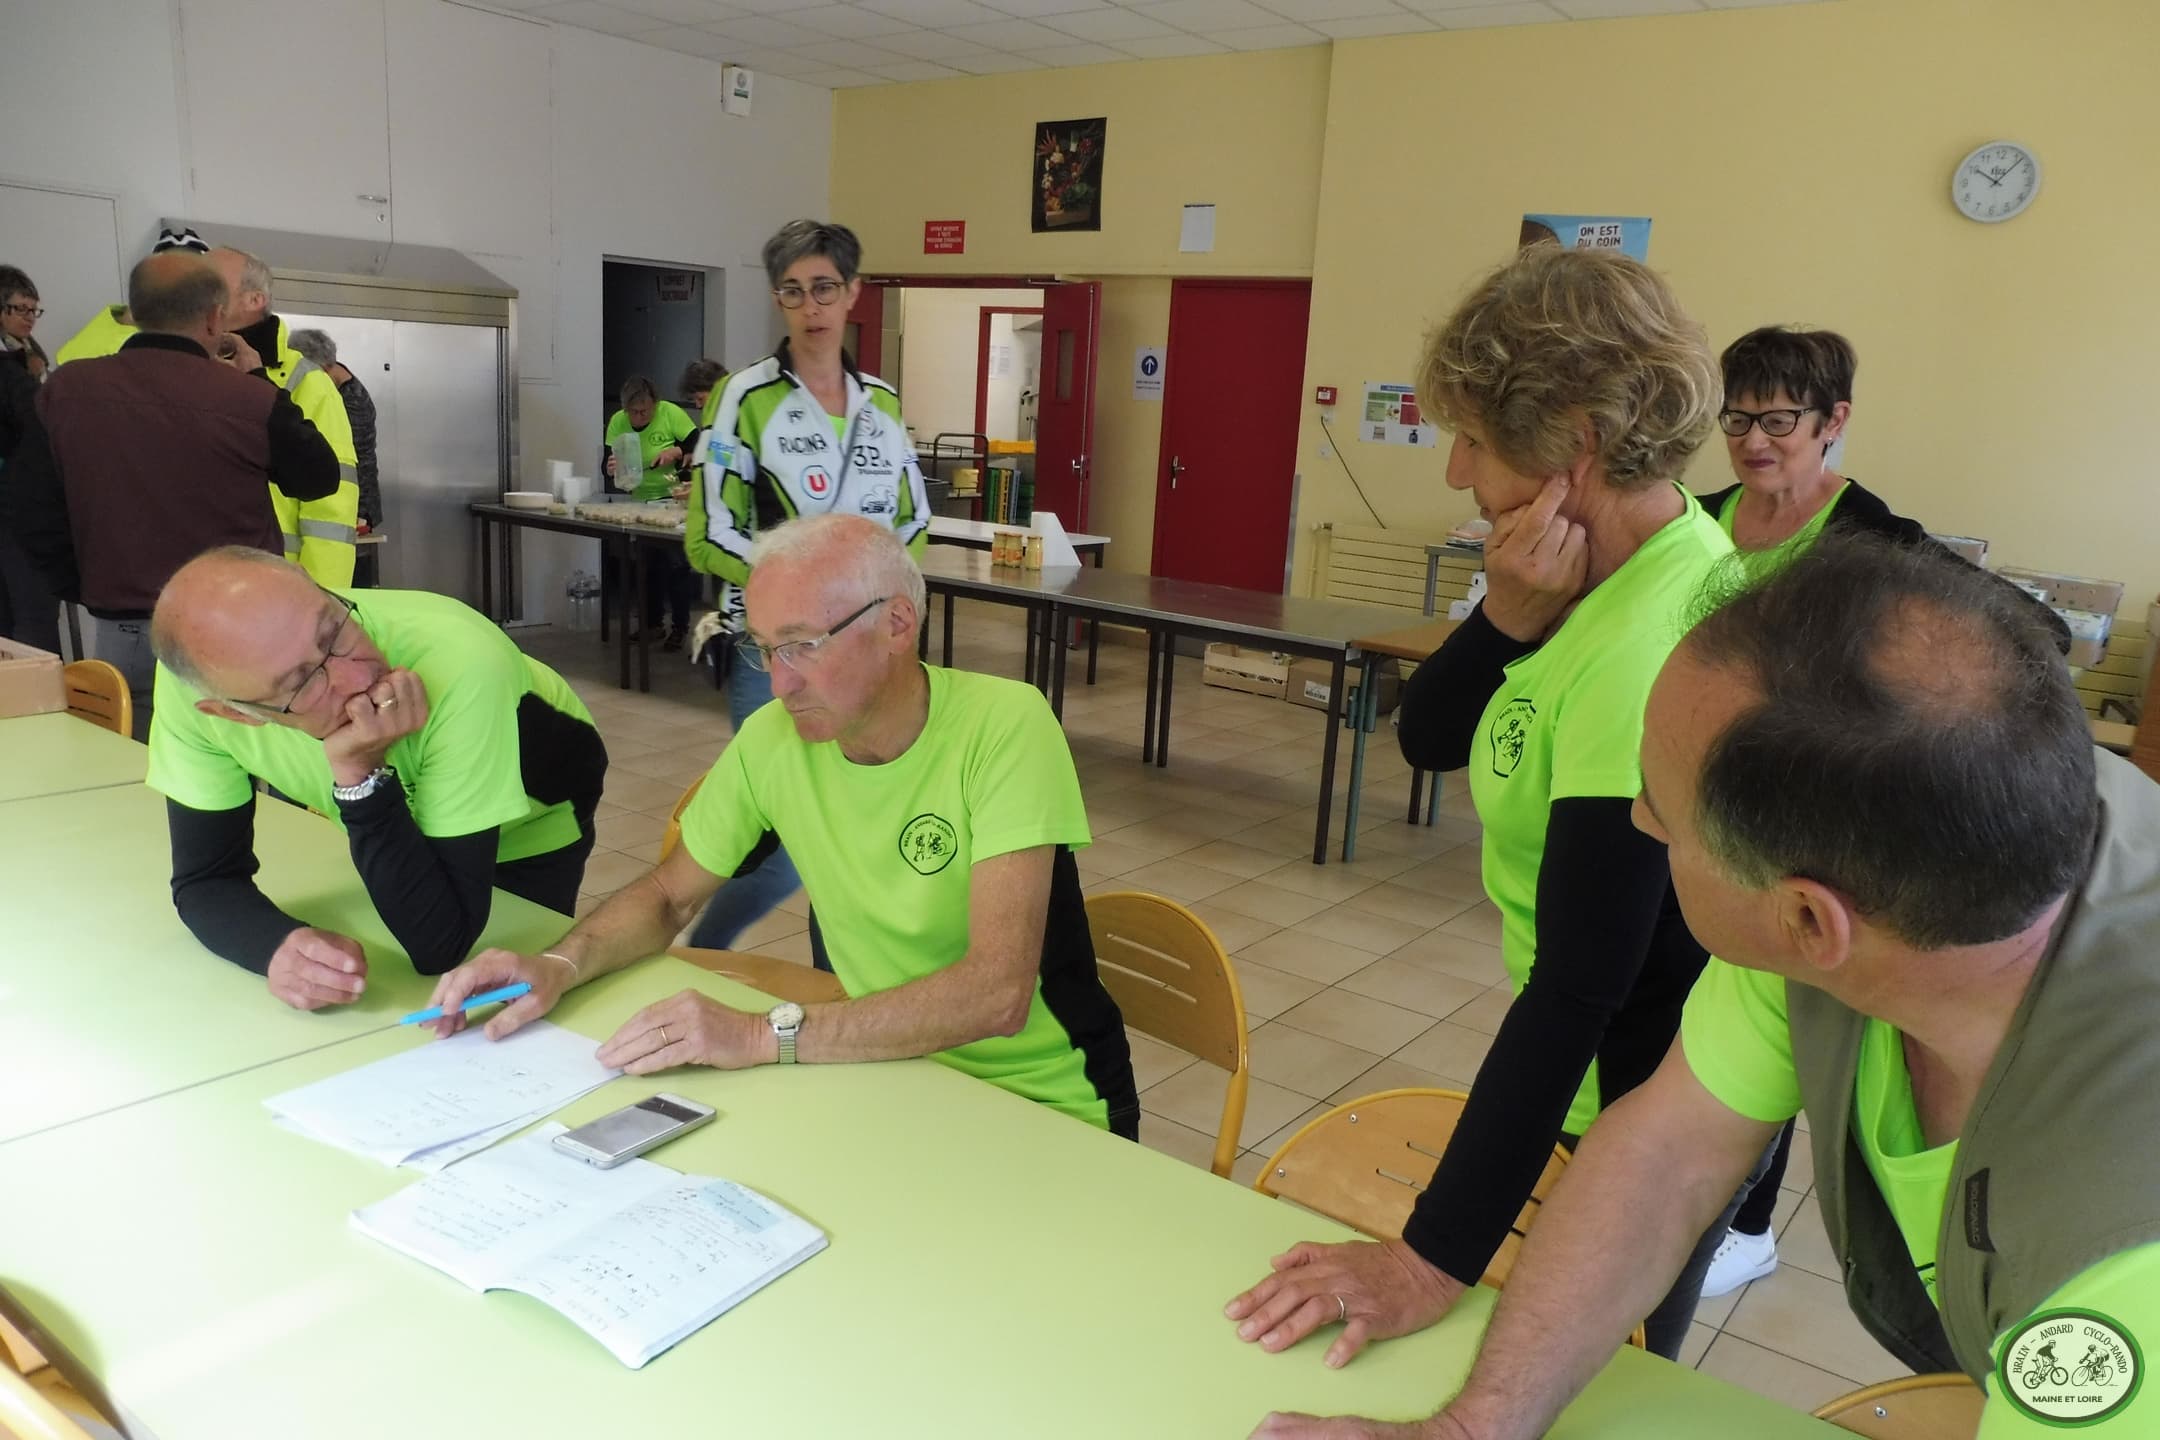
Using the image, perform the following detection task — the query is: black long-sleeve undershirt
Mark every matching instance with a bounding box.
[167,790,501,977]
[1390,598,1707,1285]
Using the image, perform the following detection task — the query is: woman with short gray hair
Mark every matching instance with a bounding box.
[683,220,931,958]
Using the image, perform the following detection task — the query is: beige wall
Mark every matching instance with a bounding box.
[831,47,1331,279]
[1086,277,1172,574]
[1292,0,2160,607]
[895,286,1042,441]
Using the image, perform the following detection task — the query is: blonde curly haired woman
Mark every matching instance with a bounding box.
[1228,246,1767,1407]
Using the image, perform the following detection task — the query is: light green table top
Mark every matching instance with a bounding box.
[0,956,1839,1439]
[0,711,147,803]
[0,783,575,1143]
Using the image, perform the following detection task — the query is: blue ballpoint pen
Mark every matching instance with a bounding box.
[398,982,533,1026]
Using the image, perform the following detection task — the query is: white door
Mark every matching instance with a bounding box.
[0,184,123,351]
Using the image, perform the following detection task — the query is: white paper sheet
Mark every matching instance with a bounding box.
[265,1023,618,1168]
[1179,203,1216,253]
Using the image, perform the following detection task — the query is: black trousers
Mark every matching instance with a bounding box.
[494,795,600,916]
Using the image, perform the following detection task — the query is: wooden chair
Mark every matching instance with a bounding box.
[658,773,704,863]
[670,946,846,1005]
[60,660,129,737]
[1812,1374,1986,1438]
[0,1366,97,1440]
[1085,890,1250,1178]
[1253,1087,1649,1349]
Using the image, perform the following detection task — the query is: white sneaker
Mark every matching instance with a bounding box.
[1701,1227,1778,1298]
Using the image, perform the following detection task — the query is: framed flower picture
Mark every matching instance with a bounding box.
[1032,118,1107,233]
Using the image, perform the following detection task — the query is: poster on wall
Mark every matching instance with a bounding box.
[1519,214,1652,260]
[1033,118,1107,233]
[1133,347,1165,401]
[1361,382,1438,447]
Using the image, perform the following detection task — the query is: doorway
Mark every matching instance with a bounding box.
[600,258,725,425]
[1150,280,1312,592]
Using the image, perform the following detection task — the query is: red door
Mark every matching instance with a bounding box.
[1033,281,1100,530]
[846,282,887,376]
[1151,280,1312,591]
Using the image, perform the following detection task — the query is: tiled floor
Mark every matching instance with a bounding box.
[517,599,1909,1417]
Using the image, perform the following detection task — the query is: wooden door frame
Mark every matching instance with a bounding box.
[973,305,1046,438]
[1152,278,1314,577]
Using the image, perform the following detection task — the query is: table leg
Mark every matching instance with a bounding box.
[1050,607,1069,718]
[478,515,494,621]
[1024,605,1039,684]
[1423,553,1440,618]
[1085,619,1099,686]
[633,542,652,692]
[941,590,957,666]
[918,596,930,660]
[1342,655,1378,863]
[1155,631,1174,769]
[615,536,633,690]
[1313,651,1348,864]
[1425,770,1441,827]
[1408,767,1426,824]
[1142,629,1160,765]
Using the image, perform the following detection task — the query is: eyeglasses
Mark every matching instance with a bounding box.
[1718,407,1814,439]
[773,278,848,310]
[2,304,42,319]
[745,597,888,673]
[235,593,363,714]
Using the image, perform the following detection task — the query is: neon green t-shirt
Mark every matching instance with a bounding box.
[677,665,1125,1128]
[54,305,134,365]
[147,587,596,862]
[1716,481,1847,572]
[605,400,698,501]
[1683,959,2160,1435]
[1469,487,1734,1134]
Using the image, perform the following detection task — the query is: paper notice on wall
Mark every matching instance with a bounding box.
[1133,347,1165,401]
[1519,213,1652,260]
[1359,383,1438,447]
[989,342,1014,378]
[1179,203,1216,253]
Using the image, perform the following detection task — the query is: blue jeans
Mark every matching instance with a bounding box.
[685,640,809,954]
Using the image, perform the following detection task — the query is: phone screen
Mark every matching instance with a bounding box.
[563,1096,706,1158]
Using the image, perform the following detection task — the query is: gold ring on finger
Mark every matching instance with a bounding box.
[659,1026,671,1048]
[1335,1294,1347,1324]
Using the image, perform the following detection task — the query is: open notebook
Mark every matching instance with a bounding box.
[352,1124,827,1368]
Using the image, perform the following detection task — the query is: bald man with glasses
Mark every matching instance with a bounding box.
[424,515,1139,1139]
[147,548,608,1009]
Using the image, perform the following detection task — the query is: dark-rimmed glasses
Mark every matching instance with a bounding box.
[1718,407,1814,439]
[774,278,847,310]
[234,593,363,714]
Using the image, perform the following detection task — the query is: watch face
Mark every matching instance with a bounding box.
[770,1002,805,1031]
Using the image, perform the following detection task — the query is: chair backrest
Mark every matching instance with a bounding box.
[60,659,130,737]
[1812,1374,1986,1438]
[659,773,705,863]
[0,1365,97,1440]
[1254,1088,1569,1291]
[1085,890,1250,1178]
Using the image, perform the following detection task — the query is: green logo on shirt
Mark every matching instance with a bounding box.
[898,813,959,875]
[1490,699,1537,778]
[1998,1308,2141,1425]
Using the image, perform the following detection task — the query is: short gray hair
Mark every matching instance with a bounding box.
[231,248,274,305]
[761,220,862,288]
[288,328,337,367]
[750,514,924,622]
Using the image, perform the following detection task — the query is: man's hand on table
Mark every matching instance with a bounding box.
[425,948,577,1040]
[1227,1237,1467,1367]
[1250,1413,1471,1440]
[597,989,775,1074]
[267,927,368,1009]
[322,668,428,788]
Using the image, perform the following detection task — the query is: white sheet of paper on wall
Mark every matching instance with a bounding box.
[1179,204,1216,253]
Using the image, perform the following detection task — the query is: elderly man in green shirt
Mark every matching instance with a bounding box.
[147,547,608,1010]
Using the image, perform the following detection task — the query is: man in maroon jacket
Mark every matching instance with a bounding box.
[0,251,339,736]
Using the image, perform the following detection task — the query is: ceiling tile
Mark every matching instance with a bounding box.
[790,36,908,63]
[1134,0,1285,29]
[873,28,1000,57]
[1115,30,1230,54]
[1309,10,1437,35]
[739,50,835,76]
[704,13,823,43]
[1201,20,1327,47]
[723,0,831,10]
[617,0,741,23]
[1021,39,1134,63]
[866,58,971,78]
[1257,0,1402,19]
[640,23,742,54]
[1701,0,1825,7]
[942,49,1048,71]
[857,0,1009,25]
[975,0,1114,14]
[801,66,890,84]
[783,4,922,37]
[944,16,1077,46]
[1040,7,1178,39]
[535,1,673,35]
[1427,1,1565,25]
[1551,0,1700,15]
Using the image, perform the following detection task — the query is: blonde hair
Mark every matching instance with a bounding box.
[1417,246,1720,490]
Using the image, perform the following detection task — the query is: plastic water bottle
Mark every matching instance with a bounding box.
[565,570,600,631]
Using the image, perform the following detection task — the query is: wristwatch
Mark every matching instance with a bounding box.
[767,1002,804,1065]
[331,765,398,803]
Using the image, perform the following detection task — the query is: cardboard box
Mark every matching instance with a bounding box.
[2058,607,2113,669]
[1287,657,1403,716]
[1929,532,1990,567]
[0,636,66,717]
[1995,566,2125,618]
[1202,643,1290,700]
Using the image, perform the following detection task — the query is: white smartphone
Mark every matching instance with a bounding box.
[552,1093,715,1169]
